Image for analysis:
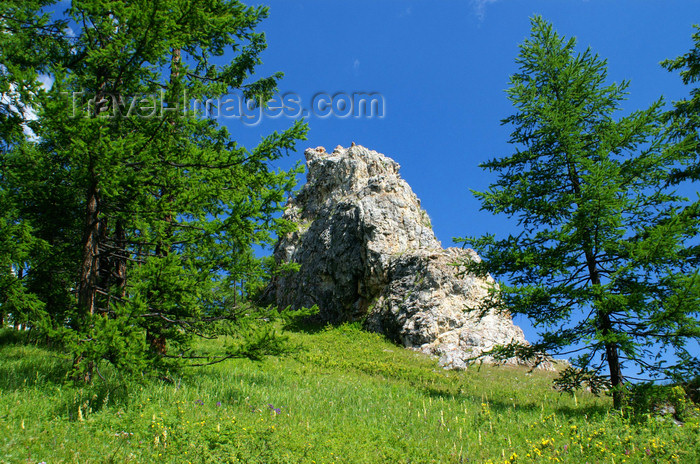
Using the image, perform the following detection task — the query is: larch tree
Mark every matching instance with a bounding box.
[663,25,700,264]
[460,17,700,408]
[659,25,700,380]
[2,0,307,381]
[0,0,71,330]
[663,25,700,186]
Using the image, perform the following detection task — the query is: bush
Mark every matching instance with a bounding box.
[627,382,700,422]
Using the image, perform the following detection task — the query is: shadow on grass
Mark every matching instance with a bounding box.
[56,380,132,421]
[281,313,327,334]
[0,348,71,390]
[423,384,611,420]
[0,329,72,390]
[0,328,31,346]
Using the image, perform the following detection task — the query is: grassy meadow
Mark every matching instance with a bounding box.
[0,323,698,463]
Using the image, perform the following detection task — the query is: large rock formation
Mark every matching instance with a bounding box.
[267,144,528,369]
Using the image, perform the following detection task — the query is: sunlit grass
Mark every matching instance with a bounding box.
[1,324,697,463]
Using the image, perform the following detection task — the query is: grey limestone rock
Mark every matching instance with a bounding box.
[267,144,531,368]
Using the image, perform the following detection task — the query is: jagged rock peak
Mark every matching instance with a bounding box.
[267,144,533,369]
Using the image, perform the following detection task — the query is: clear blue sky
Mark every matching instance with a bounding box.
[228,1,699,345]
[238,0,698,242]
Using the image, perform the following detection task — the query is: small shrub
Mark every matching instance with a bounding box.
[627,382,700,422]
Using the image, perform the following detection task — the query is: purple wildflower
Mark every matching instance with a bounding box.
[268,403,282,415]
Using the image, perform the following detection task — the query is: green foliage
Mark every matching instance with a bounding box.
[0,0,308,381]
[459,17,700,407]
[0,0,66,149]
[0,1,72,330]
[1,326,698,463]
[627,382,700,423]
[662,24,700,274]
[662,24,700,186]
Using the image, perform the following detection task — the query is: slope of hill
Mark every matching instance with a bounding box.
[0,325,697,463]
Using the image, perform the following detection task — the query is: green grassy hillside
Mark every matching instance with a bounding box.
[1,324,697,463]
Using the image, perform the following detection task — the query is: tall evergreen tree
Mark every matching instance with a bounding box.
[0,0,69,329]
[461,17,700,408]
[663,25,700,185]
[2,0,307,381]
[662,25,700,266]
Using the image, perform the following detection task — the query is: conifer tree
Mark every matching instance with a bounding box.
[0,0,70,330]
[461,17,700,408]
[1,0,307,381]
[663,25,700,265]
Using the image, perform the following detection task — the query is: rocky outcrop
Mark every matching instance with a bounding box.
[267,144,529,368]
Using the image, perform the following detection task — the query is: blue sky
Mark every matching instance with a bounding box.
[227,0,700,348]
[239,0,698,242]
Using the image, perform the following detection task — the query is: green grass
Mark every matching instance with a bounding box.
[0,324,698,463]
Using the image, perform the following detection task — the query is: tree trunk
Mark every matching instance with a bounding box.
[75,180,101,383]
[584,248,624,408]
[145,48,181,357]
[147,331,167,355]
[565,153,625,408]
[600,312,624,408]
[115,220,127,298]
[147,225,170,356]
[78,181,100,317]
[78,77,109,322]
